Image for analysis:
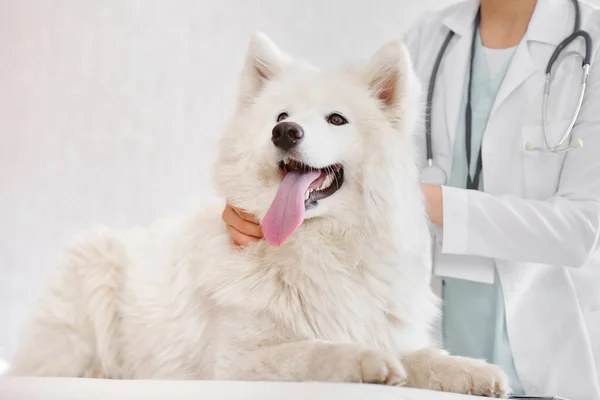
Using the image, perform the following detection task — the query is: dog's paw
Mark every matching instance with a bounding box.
[403,348,509,398]
[309,344,406,385]
[354,347,407,385]
[431,356,509,398]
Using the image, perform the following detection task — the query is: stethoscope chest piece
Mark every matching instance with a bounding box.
[420,162,447,186]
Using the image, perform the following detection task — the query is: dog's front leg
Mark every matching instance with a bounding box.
[401,347,509,398]
[218,341,406,385]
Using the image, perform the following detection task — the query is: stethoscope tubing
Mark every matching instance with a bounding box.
[423,0,592,174]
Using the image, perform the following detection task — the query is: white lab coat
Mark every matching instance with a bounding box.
[403,0,600,398]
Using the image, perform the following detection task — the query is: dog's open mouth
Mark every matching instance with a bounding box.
[277,159,344,208]
[262,158,345,247]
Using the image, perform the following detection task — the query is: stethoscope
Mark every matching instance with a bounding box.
[420,0,593,188]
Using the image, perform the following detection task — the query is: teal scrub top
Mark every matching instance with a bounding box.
[441,32,525,395]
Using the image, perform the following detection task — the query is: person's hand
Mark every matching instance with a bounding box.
[421,184,443,227]
[222,203,263,248]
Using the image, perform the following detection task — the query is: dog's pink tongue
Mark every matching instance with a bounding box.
[263,170,321,246]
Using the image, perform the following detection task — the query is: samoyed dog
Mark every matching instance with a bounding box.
[9,33,508,397]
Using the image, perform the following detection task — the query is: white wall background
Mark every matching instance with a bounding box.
[0,0,459,364]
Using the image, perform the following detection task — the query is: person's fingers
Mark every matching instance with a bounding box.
[223,205,263,238]
[223,209,250,248]
[226,224,260,247]
[232,205,260,225]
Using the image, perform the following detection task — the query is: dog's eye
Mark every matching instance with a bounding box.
[327,113,348,126]
[276,112,289,122]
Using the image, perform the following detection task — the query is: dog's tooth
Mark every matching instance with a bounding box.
[320,173,333,190]
[305,191,310,200]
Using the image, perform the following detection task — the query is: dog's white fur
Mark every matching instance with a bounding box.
[9,33,508,396]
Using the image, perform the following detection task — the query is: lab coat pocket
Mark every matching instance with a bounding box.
[521,121,570,199]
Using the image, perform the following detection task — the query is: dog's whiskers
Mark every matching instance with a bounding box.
[331,165,342,189]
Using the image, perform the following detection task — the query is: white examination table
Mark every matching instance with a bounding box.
[0,378,489,400]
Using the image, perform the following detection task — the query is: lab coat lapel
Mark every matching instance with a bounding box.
[441,32,471,153]
[490,39,536,115]
[488,0,565,115]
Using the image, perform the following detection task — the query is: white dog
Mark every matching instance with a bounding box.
[9,33,508,397]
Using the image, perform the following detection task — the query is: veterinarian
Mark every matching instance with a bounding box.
[222,0,600,398]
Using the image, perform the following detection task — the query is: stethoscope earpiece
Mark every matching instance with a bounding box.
[525,142,537,152]
[570,137,583,148]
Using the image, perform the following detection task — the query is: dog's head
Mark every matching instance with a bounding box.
[213,33,422,246]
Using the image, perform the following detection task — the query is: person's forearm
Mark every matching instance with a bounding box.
[437,186,600,267]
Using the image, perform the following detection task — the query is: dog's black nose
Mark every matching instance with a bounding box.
[272,122,304,151]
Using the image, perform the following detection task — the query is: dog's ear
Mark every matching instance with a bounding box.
[238,33,292,106]
[361,41,420,128]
